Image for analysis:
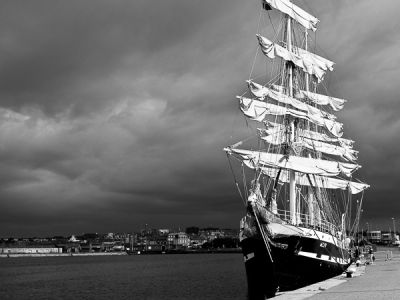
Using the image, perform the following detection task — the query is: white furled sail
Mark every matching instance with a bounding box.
[295,46,334,72]
[301,91,345,111]
[267,83,346,111]
[224,148,360,177]
[262,0,319,31]
[257,35,327,82]
[239,96,343,137]
[259,130,358,162]
[247,81,336,120]
[256,167,369,194]
[302,138,358,161]
[265,122,354,148]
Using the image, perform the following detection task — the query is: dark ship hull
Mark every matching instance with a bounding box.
[241,221,351,299]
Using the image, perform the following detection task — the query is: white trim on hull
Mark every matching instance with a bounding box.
[243,249,351,266]
[298,250,351,265]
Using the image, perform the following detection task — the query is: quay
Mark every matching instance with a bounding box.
[0,252,128,258]
[276,248,400,300]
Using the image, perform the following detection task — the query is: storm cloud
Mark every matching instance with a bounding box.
[0,0,399,236]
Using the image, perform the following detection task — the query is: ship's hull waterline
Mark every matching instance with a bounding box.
[241,225,351,299]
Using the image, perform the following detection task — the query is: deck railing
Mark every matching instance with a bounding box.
[275,209,338,235]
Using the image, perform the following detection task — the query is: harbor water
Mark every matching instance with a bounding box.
[0,253,247,300]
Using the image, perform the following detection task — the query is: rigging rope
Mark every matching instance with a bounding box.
[227,154,246,206]
[253,204,274,262]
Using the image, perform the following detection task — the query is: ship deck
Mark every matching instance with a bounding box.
[275,248,400,300]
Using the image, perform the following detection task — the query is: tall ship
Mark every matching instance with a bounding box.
[224,0,369,298]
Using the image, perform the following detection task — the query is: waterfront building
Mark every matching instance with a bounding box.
[188,235,207,248]
[381,232,392,244]
[56,242,80,253]
[368,231,381,243]
[167,232,190,248]
[1,247,62,254]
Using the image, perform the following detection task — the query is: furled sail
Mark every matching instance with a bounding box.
[258,82,346,111]
[257,35,328,82]
[295,46,334,72]
[224,148,360,177]
[302,138,358,161]
[262,0,319,31]
[255,166,369,194]
[247,81,336,120]
[239,96,343,137]
[258,129,358,162]
[265,122,353,148]
[300,91,345,112]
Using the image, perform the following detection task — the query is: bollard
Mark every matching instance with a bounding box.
[346,266,356,278]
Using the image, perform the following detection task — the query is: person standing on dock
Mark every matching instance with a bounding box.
[355,246,360,260]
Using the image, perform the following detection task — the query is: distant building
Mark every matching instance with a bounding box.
[168,232,190,248]
[111,245,125,251]
[381,232,392,244]
[1,247,62,254]
[69,235,80,242]
[80,242,102,252]
[56,242,80,253]
[188,235,207,248]
[368,231,381,243]
[102,241,115,252]
[393,235,400,245]
[203,230,224,241]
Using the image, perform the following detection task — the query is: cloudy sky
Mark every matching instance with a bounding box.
[1,0,399,237]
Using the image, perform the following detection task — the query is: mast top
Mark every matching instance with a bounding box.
[261,0,319,31]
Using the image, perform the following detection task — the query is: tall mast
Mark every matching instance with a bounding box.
[286,16,296,225]
[305,30,309,92]
[303,29,322,228]
[305,29,315,226]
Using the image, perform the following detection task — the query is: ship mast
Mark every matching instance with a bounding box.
[286,16,296,225]
[304,29,316,226]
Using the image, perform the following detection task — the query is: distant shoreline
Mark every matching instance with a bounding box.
[129,248,242,255]
[2,246,398,258]
[1,248,242,258]
[0,252,128,258]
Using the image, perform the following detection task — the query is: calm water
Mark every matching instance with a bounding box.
[0,253,247,299]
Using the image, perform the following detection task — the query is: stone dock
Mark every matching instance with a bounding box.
[275,249,400,300]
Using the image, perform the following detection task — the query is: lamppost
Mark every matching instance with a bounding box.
[359,209,363,242]
[392,217,396,241]
[366,222,370,242]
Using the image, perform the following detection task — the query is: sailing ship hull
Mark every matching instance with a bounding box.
[241,224,351,299]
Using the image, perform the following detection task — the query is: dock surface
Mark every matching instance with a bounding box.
[276,249,400,300]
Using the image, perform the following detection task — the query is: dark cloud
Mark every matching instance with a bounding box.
[0,0,399,236]
[0,0,246,116]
